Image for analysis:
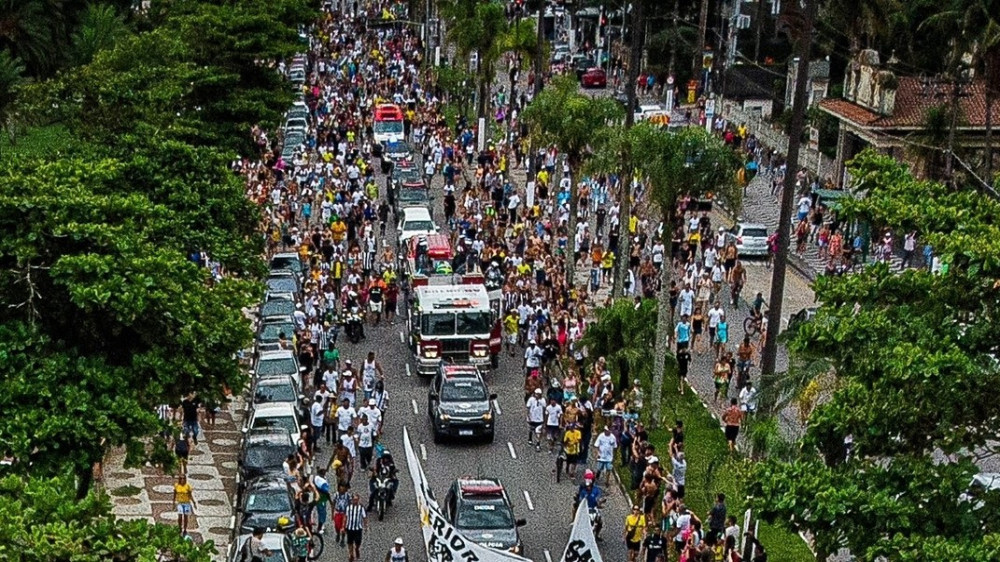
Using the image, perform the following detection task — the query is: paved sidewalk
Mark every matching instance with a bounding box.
[102,398,245,559]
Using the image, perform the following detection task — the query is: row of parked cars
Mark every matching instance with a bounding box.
[228,56,318,559]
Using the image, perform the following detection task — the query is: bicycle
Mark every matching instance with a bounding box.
[743,315,763,338]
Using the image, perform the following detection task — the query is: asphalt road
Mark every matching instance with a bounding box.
[307,162,630,562]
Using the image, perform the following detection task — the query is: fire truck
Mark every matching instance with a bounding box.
[407,283,502,376]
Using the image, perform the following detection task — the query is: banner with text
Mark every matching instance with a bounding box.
[402,427,531,562]
[559,503,604,562]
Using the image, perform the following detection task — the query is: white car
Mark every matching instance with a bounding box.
[727,222,770,257]
[229,532,293,562]
[634,104,669,123]
[397,207,438,247]
[244,402,303,439]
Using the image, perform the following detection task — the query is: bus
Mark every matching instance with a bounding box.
[373,103,405,145]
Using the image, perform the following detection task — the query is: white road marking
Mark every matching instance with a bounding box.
[405,363,411,377]
[399,331,405,343]
[523,490,535,511]
[544,550,553,562]
[420,443,428,461]
[411,399,419,415]
[492,399,502,415]
[507,442,517,460]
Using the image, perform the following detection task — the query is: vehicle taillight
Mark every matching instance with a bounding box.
[470,341,489,358]
[422,340,441,358]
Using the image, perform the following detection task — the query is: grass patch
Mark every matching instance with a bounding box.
[617,389,814,561]
[0,124,75,163]
[109,484,142,497]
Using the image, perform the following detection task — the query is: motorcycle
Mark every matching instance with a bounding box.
[372,475,392,521]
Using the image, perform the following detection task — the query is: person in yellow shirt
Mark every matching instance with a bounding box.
[562,422,582,478]
[173,473,197,536]
[503,310,519,356]
[624,505,647,562]
[629,214,639,235]
[601,250,615,283]
[331,217,347,246]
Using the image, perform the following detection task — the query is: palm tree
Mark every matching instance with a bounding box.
[0,48,24,155]
[0,0,63,77]
[820,0,900,56]
[579,298,657,400]
[70,2,127,66]
[626,124,740,427]
[521,75,623,287]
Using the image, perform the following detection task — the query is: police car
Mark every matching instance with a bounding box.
[428,365,496,443]
[444,478,526,555]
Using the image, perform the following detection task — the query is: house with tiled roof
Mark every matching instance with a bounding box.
[819,49,990,186]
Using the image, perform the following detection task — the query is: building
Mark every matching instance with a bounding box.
[721,64,784,119]
[819,49,991,186]
[785,58,831,108]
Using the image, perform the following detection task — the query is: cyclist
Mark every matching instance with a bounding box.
[750,292,767,322]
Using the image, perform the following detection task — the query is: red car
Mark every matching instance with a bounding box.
[580,68,607,89]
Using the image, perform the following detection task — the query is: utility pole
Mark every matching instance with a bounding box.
[759,0,817,377]
[695,0,710,76]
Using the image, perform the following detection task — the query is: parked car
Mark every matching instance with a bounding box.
[256,318,297,350]
[236,475,297,533]
[580,68,607,89]
[260,299,296,320]
[270,252,305,276]
[244,402,303,439]
[444,478,526,555]
[238,429,296,485]
[726,222,770,257]
[429,365,497,443]
[253,349,302,380]
[229,532,293,562]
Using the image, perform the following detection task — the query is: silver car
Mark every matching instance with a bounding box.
[728,222,770,257]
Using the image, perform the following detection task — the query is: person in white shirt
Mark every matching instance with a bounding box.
[310,394,327,451]
[678,283,696,317]
[707,302,724,344]
[526,389,545,449]
[543,398,563,452]
[356,415,375,469]
[358,398,383,436]
[739,382,758,414]
[336,398,357,438]
[592,426,618,486]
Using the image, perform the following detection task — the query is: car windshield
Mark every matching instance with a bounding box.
[270,256,302,271]
[387,142,411,154]
[395,170,422,183]
[267,277,298,292]
[442,381,488,402]
[374,120,404,134]
[457,500,514,530]
[246,489,292,512]
[399,188,428,203]
[257,357,297,376]
[456,312,491,335]
[252,415,298,435]
[255,381,297,403]
[261,301,295,318]
[742,228,768,237]
[421,313,455,336]
[403,220,435,232]
[245,443,295,469]
[259,323,295,343]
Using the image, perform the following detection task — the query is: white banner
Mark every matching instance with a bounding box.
[559,503,604,562]
[402,427,531,562]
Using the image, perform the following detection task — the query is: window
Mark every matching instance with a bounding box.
[421,313,455,336]
[441,381,487,402]
[404,219,435,232]
[457,501,514,530]
[246,489,292,512]
[252,415,298,436]
[456,312,491,335]
[374,120,404,134]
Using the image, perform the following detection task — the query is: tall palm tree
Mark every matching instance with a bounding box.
[820,0,899,56]
[521,76,623,287]
[627,124,740,426]
[70,2,127,66]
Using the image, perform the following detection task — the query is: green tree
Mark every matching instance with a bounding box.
[0,474,215,561]
[521,75,623,286]
[0,0,63,76]
[751,150,1000,560]
[629,124,739,427]
[69,2,129,65]
[0,49,24,151]
[579,298,657,397]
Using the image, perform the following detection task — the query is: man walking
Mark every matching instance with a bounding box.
[345,494,367,562]
[526,388,545,450]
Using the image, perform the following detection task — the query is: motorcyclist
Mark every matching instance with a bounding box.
[575,469,604,540]
[368,451,399,510]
